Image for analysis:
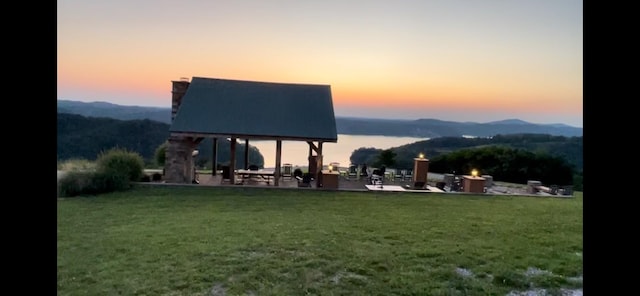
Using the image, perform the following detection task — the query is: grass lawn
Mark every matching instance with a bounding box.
[57,186,583,295]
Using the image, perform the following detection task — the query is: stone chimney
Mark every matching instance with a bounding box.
[171,77,191,122]
[165,77,197,184]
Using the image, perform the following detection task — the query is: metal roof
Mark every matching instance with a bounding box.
[169,77,337,142]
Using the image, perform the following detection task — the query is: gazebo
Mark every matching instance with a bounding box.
[164,76,338,186]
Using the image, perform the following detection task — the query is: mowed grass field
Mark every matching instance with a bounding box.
[57,186,583,295]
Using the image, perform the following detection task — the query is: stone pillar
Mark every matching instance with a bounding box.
[412,157,429,188]
[164,137,198,183]
[463,176,486,193]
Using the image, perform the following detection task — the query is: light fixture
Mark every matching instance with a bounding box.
[418,153,424,159]
[328,164,333,172]
[471,169,478,177]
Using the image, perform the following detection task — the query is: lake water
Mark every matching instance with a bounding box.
[250,134,429,168]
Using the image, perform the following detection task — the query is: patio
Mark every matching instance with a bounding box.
[196,173,424,191]
[186,169,449,193]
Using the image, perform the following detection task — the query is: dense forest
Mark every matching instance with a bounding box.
[57,113,264,167]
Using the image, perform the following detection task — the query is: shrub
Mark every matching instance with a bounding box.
[86,170,131,194]
[96,148,145,182]
[154,141,168,167]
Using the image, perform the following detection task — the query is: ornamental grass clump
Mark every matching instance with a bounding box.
[96,147,145,182]
[58,171,94,197]
[58,148,145,197]
[58,170,131,197]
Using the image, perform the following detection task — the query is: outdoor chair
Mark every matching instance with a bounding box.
[298,173,312,187]
[561,185,573,196]
[281,163,293,180]
[394,169,405,182]
[450,176,463,191]
[360,164,369,177]
[403,169,413,181]
[370,166,386,187]
[221,166,242,184]
[346,164,358,180]
[384,168,395,181]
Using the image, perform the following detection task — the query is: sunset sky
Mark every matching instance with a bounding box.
[57,0,583,127]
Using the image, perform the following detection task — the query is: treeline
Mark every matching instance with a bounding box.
[57,113,264,167]
[428,146,575,186]
[349,134,583,189]
[350,134,583,172]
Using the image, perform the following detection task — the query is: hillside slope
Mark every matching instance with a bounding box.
[57,113,264,166]
[57,100,582,138]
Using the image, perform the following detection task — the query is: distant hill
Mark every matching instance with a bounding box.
[57,100,171,123]
[57,100,582,138]
[57,113,171,162]
[57,112,264,166]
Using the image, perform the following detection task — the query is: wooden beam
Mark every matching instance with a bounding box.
[170,132,337,143]
[274,140,282,186]
[307,141,320,154]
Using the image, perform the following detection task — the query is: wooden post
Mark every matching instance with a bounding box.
[230,138,236,184]
[412,157,429,188]
[316,141,323,187]
[244,139,250,169]
[211,138,218,176]
[274,140,282,186]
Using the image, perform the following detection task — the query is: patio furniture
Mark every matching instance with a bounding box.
[346,164,358,180]
[282,163,293,180]
[360,164,369,177]
[370,166,386,188]
[237,169,275,185]
[403,169,413,181]
[394,169,405,182]
[298,173,312,187]
[221,166,242,184]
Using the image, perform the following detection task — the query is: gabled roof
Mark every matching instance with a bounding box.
[170,77,338,142]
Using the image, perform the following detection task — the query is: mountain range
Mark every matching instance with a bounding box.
[57,100,582,138]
